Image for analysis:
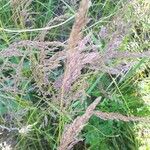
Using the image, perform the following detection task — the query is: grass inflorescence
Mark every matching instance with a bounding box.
[0,0,150,150]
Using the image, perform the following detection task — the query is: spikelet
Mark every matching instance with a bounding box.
[94,111,150,122]
[61,0,91,97]
[58,97,101,150]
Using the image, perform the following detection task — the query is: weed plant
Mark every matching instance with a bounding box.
[0,0,150,150]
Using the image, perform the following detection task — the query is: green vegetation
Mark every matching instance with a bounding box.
[0,0,150,150]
